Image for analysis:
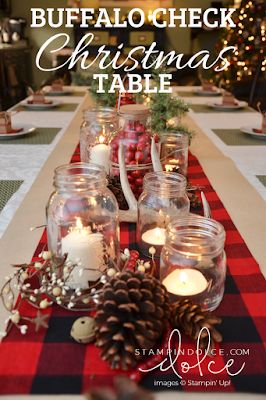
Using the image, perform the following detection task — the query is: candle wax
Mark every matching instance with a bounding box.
[163,269,208,296]
[90,143,111,173]
[61,221,104,287]
[142,227,166,246]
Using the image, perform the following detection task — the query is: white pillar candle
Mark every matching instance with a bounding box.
[142,227,166,246]
[90,143,111,173]
[61,218,104,288]
[163,269,208,296]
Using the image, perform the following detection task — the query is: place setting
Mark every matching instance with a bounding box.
[0,111,36,140]
[19,87,61,110]
[207,91,248,110]
[43,78,74,96]
[15,87,79,112]
[240,103,266,140]
[212,102,266,146]
[193,79,222,97]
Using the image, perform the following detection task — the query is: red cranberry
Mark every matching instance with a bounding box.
[125,151,135,161]
[135,151,144,162]
[131,170,142,178]
[135,177,143,187]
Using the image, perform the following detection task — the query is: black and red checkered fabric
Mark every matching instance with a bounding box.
[0,149,265,395]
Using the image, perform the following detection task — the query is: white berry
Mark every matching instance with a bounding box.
[137,265,146,273]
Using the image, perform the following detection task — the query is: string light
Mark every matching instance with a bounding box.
[218,0,265,84]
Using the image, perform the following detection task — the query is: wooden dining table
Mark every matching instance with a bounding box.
[0,87,265,400]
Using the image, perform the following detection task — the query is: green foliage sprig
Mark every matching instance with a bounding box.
[149,61,193,137]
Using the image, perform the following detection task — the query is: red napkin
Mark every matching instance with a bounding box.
[253,113,266,134]
[202,80,215,92]
[222,91,237,106]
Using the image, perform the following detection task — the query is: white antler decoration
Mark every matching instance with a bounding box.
[118,143,138,222]
[151,137,163,172]
[119,137,163,222]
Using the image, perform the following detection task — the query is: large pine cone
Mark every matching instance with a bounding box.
[170,299,222,352]
[95,270,170,370]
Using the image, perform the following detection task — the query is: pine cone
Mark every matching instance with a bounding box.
[170,299,222,352]
[86,376,154,400]
[107,176,128,211]
[95,271,170,370]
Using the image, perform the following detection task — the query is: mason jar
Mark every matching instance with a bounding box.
[110,104,153,199]
[137,172,190,258]
[46,163,120,289]
[80,107,118,173]
[160,215,226,311]
[159,132,189,176]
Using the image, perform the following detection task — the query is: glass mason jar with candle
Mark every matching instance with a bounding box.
[137,172,190,258]
[80,107,118,174]
[160,215,226,311]
[159,132,189,176]
[46,162,120,290]
[110,104,153,200]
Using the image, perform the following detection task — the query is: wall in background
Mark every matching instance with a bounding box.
[11,0,73,85]
[11,0,228,85]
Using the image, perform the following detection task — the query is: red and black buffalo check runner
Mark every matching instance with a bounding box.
[0,148,265,395]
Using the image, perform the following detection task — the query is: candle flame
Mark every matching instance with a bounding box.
[155,227,163,238]
[99,135,105,144]
[75,217,83,230]
[180,270,188,285]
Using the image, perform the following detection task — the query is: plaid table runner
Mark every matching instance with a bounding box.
[0,148,265,395]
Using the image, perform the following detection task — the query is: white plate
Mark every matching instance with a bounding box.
[240,126,266,139]
[20,100,61,110]
[45,88,73,96]
[194,88,221,96]
[208,101,248,110]
[0,124,36,139]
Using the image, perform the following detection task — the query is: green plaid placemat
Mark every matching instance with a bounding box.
[212,129,266,146]
[0,127,61,145]
[69,91,86,97]
[46,91,86,97]
[257,176,266,188]
[0,180,23,213]
[14,103,78,112]
[177,91,197,97]
[190,104,255,113]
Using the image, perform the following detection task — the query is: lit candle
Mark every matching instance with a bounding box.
[163,269,208,296]
[164,159,179,172]
[147,10,153,23]
[61,218,104,287]
[142,227,166,246]
[90,135,111,173]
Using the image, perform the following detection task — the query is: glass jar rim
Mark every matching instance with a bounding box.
[83,107,117,121]
[160,131,189,143]
[54,162,106,191]
[143,172,187,194]
[167,215,226,258]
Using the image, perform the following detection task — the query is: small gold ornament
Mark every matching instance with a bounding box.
[71,316,96,344]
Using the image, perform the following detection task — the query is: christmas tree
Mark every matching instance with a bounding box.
[216,0,266,86]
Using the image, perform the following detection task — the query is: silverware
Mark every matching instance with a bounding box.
[201,191,212,219]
